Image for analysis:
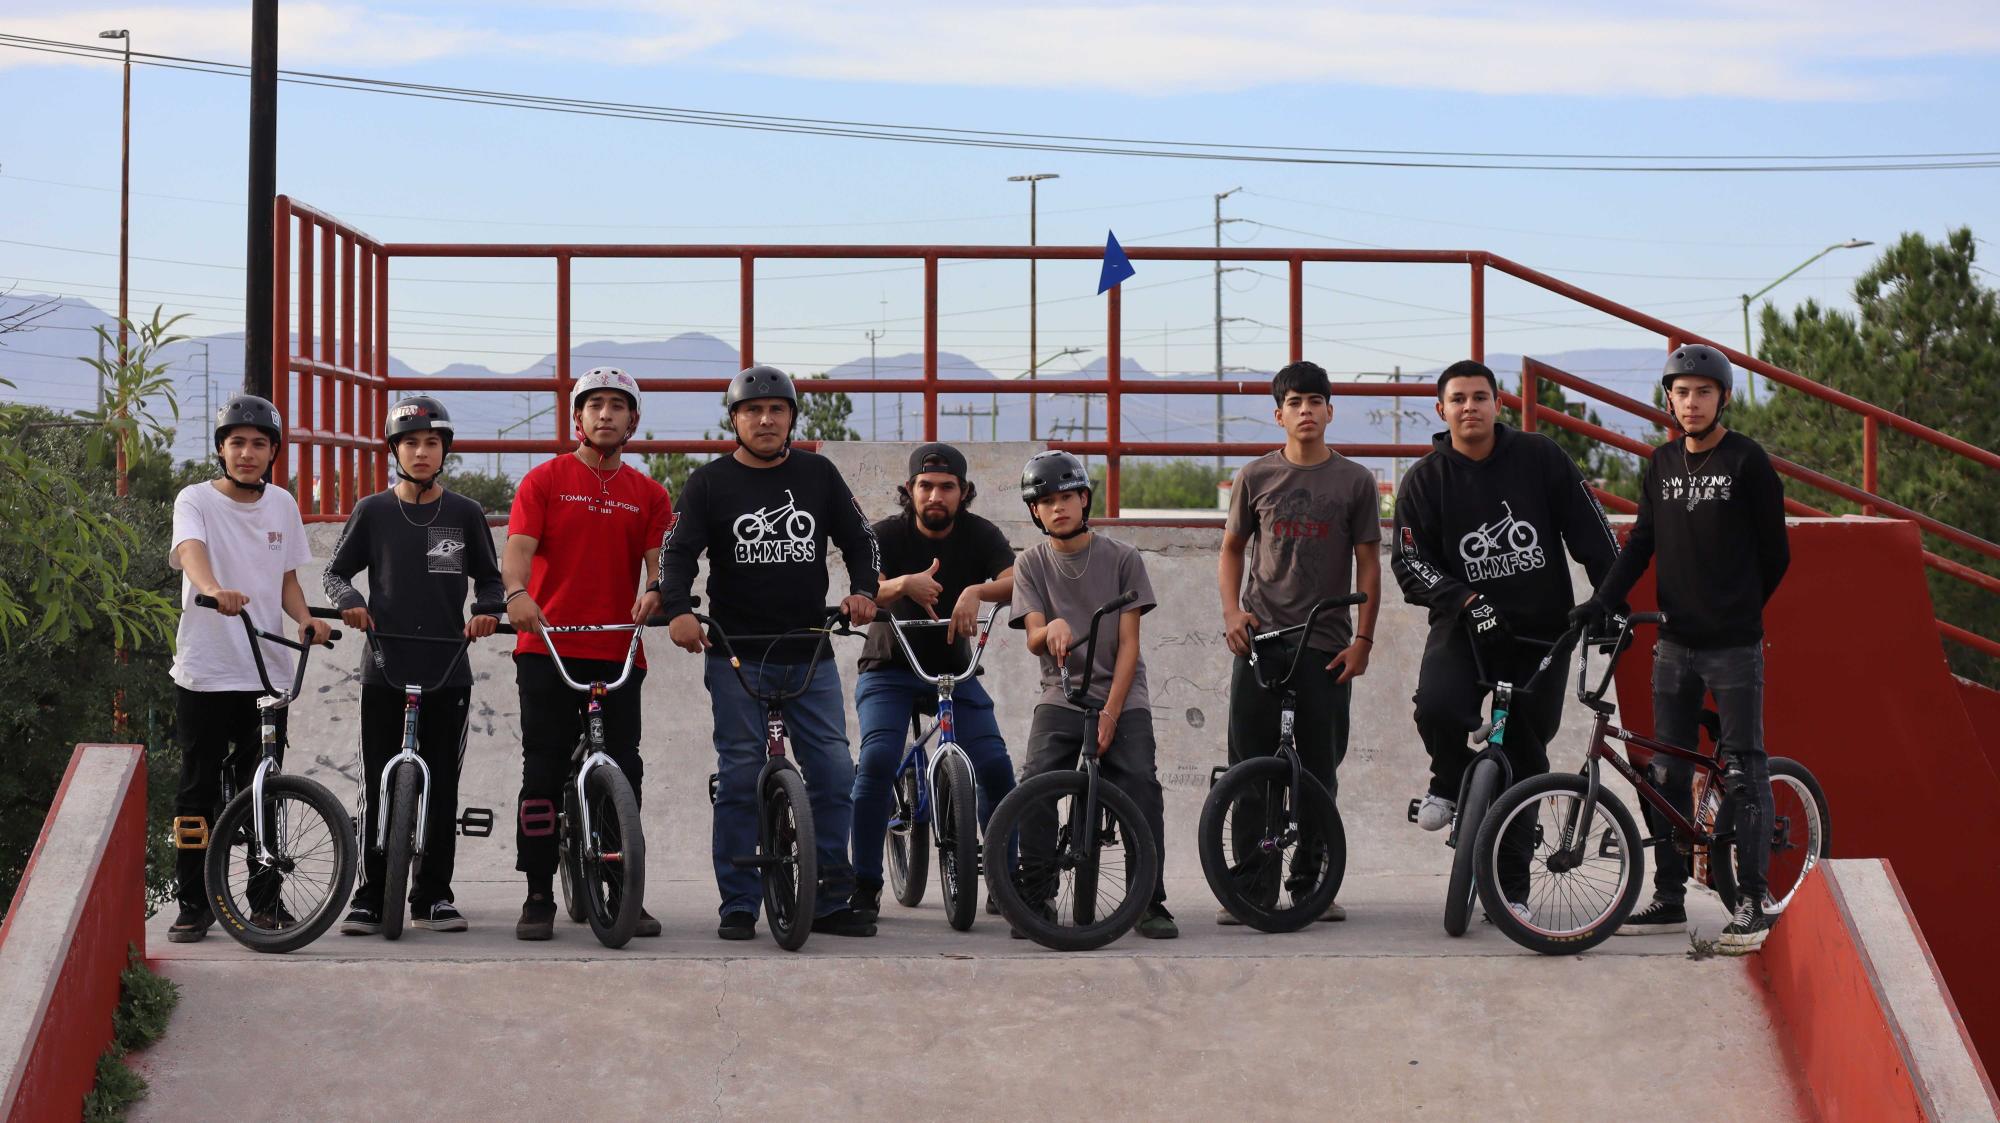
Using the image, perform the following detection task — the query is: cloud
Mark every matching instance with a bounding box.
[9,0,2000,99]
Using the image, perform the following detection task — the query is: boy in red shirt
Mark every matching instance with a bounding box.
[502,367,672,940]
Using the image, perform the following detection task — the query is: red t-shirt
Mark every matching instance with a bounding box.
[508,454,673,665]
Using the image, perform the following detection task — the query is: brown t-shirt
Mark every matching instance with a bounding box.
[1010,534,1156,713]
[1226,449,1381,652]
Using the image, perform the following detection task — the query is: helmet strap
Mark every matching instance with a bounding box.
[217,456,269,495]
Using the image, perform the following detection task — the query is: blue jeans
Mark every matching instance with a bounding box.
[706,652,857,920]
[1648,640,1773,906]
[851,669,1016,885]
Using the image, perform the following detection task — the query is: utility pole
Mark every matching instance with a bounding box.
[197,341,212,431]
[941,403,997,441]
[1009,173,1059,440]
[244,0,277,397]
[865,328,884,440]
[1214,186,1243,474]
[1365,366,1428,486]
[96,335,106,413]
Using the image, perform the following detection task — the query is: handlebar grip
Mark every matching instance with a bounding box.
[643,614,675,628]
[309,606,343,619]
[325,629,343,643]
[491,622,518,635]
[1628,611,1667,627]
[688,595,702,609]
[1320,592,1369,609]
[193,594,218,609]
[1107,590,1138,611]
[471,601,507,617]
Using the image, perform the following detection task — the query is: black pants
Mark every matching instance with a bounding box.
[1227,643,1352,803]
[1646,640,1773,906]
[1019,705,1167,908]
[353,684,470,910]
[514,654,645,880]
[173,687,288,911]
[1413,624,1575,902]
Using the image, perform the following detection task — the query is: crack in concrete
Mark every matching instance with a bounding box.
[710,961,740,1121]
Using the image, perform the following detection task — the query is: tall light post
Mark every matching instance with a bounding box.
[1009,173,1058,440]
[1740,238,1872,403]
[98,30,130,367]
[1213,187,1244,473]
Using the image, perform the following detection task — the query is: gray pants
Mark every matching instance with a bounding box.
[1648,640,1773,906]
[1021,704,1168,908]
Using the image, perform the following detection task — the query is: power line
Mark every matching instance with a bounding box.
[8,34,2000,174]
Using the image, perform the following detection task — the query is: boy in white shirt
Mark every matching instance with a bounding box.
[165,395,332,942]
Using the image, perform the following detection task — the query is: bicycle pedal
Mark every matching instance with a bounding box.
[457,807,495,837]
[172,816,209,849]
[1406,798,1420,824]
[1209,765,1229,790]
[707,772,720,806]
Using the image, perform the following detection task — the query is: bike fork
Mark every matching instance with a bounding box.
[375,687,435,853]
[249,698,281,864]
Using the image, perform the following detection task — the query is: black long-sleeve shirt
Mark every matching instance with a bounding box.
[1391,424,1621,638]
[323,489,504,688]
[1593,431,1790,649]
[658,449,882,664]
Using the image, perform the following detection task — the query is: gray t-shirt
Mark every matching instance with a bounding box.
[1010,534,1156,713]
[1227,450,1382,652]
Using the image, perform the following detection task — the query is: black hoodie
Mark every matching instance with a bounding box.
[1392,424,1619,637]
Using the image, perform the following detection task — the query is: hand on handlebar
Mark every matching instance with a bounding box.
[1466,595,1516,668]
[947,587,981,645]
[341,605,375,631]
[840,594,878,627]
[1567,598,1609,632]
[203,588,250,616]
[299,616,334,647]
[506,593,546,636]
[465,613,500,640]
[1222,606,1259,658]
[669,612,709,654]
[631,588,663,626]
[1043,617,1075,664]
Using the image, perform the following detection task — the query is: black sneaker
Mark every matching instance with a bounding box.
[340,905,383,936]
[717,910,757,941]
[1616,897,1687,936]
[636,909,662,938]
[515,893,557,941]
[412,901,467,932]
[851,879,883,924]
[251,902,297,930]
[1008,899,1057,939]
[1136,905,1179,940]
[811,908,878,937]
[167,904,213,944]
[1719,898,1774,955]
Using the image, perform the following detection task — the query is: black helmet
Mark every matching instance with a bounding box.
[1661,344,1734,396]
[1021,450,1093,537]
[214,394,282,449]
[386,396,453,450]
[908,442,968,482]
[725,365,797,412]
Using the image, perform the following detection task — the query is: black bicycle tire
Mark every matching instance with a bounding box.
[1712,757,1831,916]
[983,770,1159,952]
[765,768,818,951]
[887,766,928,908]
[1198,757,1345,933]
[1444,758,1500,938]
[558,783,588,924]
[379,762,420,941]
[937,753,980,931]
[205,775,357,954]
[580,765,645,949]
[1473,772,1644,955]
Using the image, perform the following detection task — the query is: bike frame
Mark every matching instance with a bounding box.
[1050,591,1140,860]
[884,610,1004,837]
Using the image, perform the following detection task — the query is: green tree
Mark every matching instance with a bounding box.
[77,308,188,494]
[1083,459,1232,514]
[1738,228,1999,683]
[797,374,859,442]
[640,433,704,498]
[443,456,515,515]
[1502,378,1653,502]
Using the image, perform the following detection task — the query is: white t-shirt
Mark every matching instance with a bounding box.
[168,482,313,692]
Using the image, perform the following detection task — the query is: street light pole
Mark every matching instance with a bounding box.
[1739,238,1872,402]
[98,30,130,368]
[1214,187,1243,473]
[1009,173,1059,441]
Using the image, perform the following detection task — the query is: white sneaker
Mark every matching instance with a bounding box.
[1416,794,1456,832]
[1508,901,1533,925]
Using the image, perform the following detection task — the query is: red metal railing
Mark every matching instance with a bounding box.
[268,196,1998,657]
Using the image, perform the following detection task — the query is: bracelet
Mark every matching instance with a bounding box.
[503,589,529,605]
[1354,635,1374,644]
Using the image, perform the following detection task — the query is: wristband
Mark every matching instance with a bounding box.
[1354,635,1373,644]
[504,589,529,606]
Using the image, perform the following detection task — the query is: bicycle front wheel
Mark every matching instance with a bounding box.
[936,752,980,931]
[379,762,420,941]
[206,775,357,954]
[763,767,818,951]
[1712,757,1830,916]
[886,764,927,908]
[558,782,588,925]
[1199,757,1345,933]
[1474,772,1643,955]
[984,770,1159,952]
[1444,757,1501,938]
[579,765,645,949]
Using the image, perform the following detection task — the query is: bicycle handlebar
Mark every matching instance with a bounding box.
[884,609,1006,684]
[695,607,861,705]
[1247,593,1369,693]
[1057,590,1137,708]
[1573,611,1668,707]
[193,593,339,705]
[310,605,490,694]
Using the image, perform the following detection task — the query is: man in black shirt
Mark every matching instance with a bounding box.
[324,396,504,935]
[847,444,1017,921]
[659,365,883,941]
[1576,344,1790,954]
[1391,360,1620,917]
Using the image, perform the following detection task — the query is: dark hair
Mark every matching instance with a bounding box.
[1272,360,1333,404]
[1436,360,1498,398]
[896,478,977,515]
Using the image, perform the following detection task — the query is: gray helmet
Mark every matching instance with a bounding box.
[214,394,282,449]
[725,365,797,412]
[386,395,453,451]
[1661,344,1734,396]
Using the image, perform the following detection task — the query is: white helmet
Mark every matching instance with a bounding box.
[570,366,640,414]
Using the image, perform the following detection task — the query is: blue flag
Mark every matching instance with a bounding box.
[1097,231,1136,294]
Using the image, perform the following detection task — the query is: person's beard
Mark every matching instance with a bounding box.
[919,505,954,533]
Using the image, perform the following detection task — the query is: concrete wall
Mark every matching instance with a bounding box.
[289,441,1617,896]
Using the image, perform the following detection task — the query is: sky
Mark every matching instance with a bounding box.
[3,0,1999,448]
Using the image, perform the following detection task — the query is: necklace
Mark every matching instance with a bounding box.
[577,449,620,495]
[1681,436,1720,481]
[394,487,442,529]
[1050,537,1093,582]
